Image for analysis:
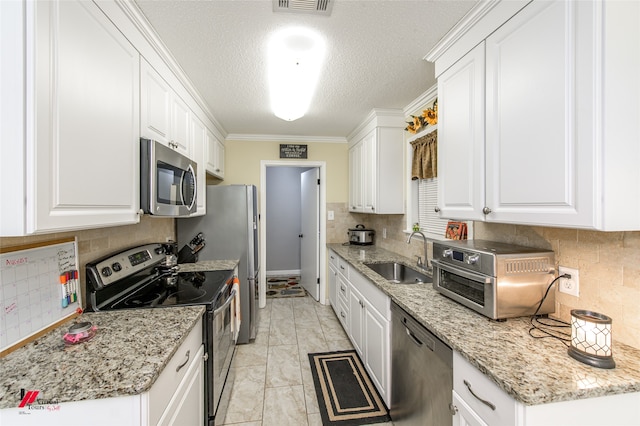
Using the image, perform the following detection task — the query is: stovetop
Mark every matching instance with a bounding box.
[85,243,234,312]
[108,270,234,310]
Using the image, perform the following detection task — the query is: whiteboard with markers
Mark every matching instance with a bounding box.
[0,237,81,355]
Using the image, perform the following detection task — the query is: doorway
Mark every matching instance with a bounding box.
[259,161,327,309]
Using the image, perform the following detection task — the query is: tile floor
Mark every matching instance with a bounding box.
[221,296,394,426]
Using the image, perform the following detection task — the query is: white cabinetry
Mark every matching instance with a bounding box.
[190,115,207,216]
[429,0,640,230]
[206,130,225,179]
[348,110,405,214]
[328,252,391,406]
[328,250,339,311]
[141,59,192,157]
[0,0,140,236]
[452,351,640,426]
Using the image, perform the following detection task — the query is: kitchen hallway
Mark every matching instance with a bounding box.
[222,296,394,426]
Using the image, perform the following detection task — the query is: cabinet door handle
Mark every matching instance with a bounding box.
[482,207,492,215]
[340,311,346,319]
[448,403,458,415]
[340,285,346,293]
[359,300,364,308]
[463,379,496,411]
[434,206,441,213]
[176,350,191,372]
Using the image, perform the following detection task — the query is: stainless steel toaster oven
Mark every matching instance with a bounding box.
[431,240,556,320]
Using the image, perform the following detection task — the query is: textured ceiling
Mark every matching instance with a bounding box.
[135,0,477,139]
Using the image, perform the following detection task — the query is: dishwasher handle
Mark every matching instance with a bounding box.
[403,317,435,351]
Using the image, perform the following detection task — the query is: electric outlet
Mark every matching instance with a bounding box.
[327,210,334,221]
[382,228,387,239]
[558,266,580,297]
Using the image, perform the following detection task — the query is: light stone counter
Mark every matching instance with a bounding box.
[328,243,640,406]
[0,306,204,409]
[177,259,239,273]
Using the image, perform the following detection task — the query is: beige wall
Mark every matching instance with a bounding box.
[224,139,349,203]
[0,217,175,307]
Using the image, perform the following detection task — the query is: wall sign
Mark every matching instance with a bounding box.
[280,144,308,159]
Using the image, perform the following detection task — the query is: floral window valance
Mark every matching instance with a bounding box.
[410,129,437,180]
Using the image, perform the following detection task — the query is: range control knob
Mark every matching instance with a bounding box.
[101,267,112,277]
[442,249,453,258]
[467,254,480,265]
[154,247,165,255]
[112,262,122,272]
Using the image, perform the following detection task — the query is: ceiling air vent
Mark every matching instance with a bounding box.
[273,0,334,16]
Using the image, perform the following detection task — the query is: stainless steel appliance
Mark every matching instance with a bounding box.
[348,224,375,245]
[140,138,197,217]
[391,302,452,426]
[178,185,259,344]
[85,243,236,426]
[432,240,556,320]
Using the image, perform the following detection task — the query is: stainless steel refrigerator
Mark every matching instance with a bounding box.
[177,185,258,344]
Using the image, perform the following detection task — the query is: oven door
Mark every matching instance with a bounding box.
[431,260,497,319]
[210,286,236,425]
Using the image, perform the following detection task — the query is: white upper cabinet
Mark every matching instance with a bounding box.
[1,0,141,236]
[206,129,225,179]
[429,0,640,230]
[141,59,192,157]
[348,110,405,214]
[437,42,486,221]
[190,115,207,216]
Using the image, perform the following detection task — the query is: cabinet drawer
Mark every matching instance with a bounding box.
[453,352,515,426]
[337,257,349,279]
[328,250,339,267]
[148,317,203,426]
[349,267,390,320]
[337,274,350,304]
[337,297,349,330]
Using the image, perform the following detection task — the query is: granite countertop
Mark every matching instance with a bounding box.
[327,243,640,406]
[178,259,239,273]
[0,306,204,409]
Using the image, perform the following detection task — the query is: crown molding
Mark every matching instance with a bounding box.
[225,134,347,143]
[404,84,438,116]
[114,0,228,137]
[424,0,501,63]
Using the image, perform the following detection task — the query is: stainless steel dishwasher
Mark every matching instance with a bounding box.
[391,302,453,426]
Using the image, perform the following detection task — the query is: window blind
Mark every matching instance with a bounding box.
[418,178,449,238]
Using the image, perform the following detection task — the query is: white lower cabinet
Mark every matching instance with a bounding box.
[329,253,391,407]
[328,250,339,311]
[453,351,640,426]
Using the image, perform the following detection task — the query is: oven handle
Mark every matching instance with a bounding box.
[431,259,492,284]
[213,288,237,317]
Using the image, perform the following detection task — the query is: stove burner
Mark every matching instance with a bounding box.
[123,291,165,307]
[165,287,207,304]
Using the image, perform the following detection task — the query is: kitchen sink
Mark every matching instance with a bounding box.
[364,262,431,284]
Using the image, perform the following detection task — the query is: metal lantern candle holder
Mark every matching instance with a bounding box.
[568,310,616,369]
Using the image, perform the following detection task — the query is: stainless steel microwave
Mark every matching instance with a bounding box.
[140,138,197,217]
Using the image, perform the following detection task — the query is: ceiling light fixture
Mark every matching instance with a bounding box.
[268,27,325,121]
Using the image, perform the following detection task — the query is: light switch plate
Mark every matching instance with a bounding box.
[327,210,334,220]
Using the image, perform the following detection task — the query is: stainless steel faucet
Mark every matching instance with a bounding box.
[407,231,429,271]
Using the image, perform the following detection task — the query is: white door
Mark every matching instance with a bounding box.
[300,168,320,300]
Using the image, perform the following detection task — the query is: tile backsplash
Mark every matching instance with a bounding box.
[0,217,175,308]
[328,202,640,350]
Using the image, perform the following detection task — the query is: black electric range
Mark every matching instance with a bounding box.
[85,243,237,426]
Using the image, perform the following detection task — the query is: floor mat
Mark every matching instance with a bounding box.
[266,276,306,298]
[308,350,391,426]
